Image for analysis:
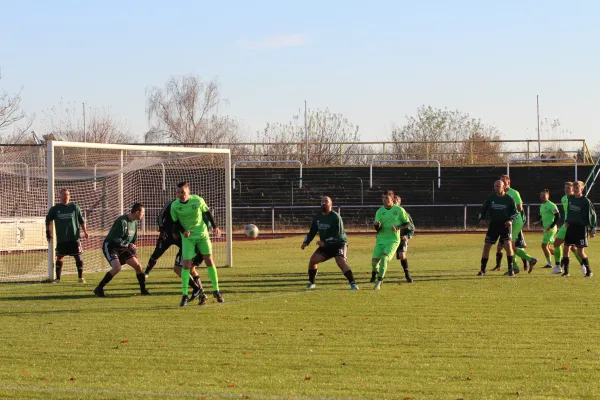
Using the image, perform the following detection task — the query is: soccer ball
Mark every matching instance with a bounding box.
[243,224,259,239]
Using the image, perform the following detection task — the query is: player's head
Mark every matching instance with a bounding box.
[540,189,550,202]
[175,182,190,201]
[130,202,145,220]
[494,180,505,195]
[573,181,585,196]
[59,188,70,204]
[564,181,574,195]
[382,190,394,207]
[500,175,511,189]
[321,196,332,213]
[394,195,401,206]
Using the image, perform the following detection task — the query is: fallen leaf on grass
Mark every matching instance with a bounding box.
[70,377,77,381]
[561,366,569,370]
[243,352,252,355]
[393,355,401,359]
[465,377,472,381]
[183,357,189,361]
[304,375,312,381]
[21,371,29,375]
[361,383,366,387]
[228,383,236,387]
[159,344,165,348]
[241,395,250,399]
[120,339,129,344]
[47,322,53,325]
[34,347,40,350]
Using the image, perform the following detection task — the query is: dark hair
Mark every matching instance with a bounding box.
[176,182,190,189]
[500,175,511,185]
[382,190,395,197]
[131,203,144,213]
[59,188,69,193]
[541,188,550,194]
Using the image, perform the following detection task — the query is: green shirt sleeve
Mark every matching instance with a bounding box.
[45,206,56,225]
[304,215,319,245]
[76,205,85,225]
[589,199,597,234]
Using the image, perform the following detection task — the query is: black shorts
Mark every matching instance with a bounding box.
[499,231,526,248]
[56,241,83,257]
[151,235,204,267]
[485,223,512,244]
[565,225,588,248]
[395,239,409,258]
[314,244,348,261]
[102,242,136,265]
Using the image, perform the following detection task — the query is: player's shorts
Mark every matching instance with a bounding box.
[56,241,83,257]
[485,222,512,244]
[151,235,183,266]
[564,225,588,248]
[372,241,400,260]
[542,226,558,245]
[556,225,567,241]
[314,244,348,261]
[182,233,212,260]
[102,242,136,265]
[395,239,409,259]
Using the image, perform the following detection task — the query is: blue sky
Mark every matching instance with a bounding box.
[1,0,599,148]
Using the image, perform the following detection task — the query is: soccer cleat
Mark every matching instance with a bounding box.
[585,271,594,278]
[528,258,537,272]
[491,266,501,272]
[581,265,587,276]
[93,287,105,297]
[78,278,86,284]
[373,280,382,290]
[52,279,61,284]
[179,295,188,307]
[198,293,208,305]
[543,264,553,269]
[306,283,316,289]
[551,265,563,274]
[140,289,151,296]
[405,275,413,283]
[505,270,516,277]
[513,267,520,274]
[213,291,224,303]
[477,271,485,276]
[561,272,570,278]
[350,282,359,290]
[144,273,149,279]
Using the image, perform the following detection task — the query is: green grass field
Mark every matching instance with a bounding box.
[1,233,599,400]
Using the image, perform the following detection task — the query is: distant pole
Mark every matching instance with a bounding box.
[537,95,541,158]
[83,102,87,166]
[304,100,308,165]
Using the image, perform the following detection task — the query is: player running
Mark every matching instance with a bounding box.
[392,195,415,283]
[531,189,560,270]
[301,196,358,290]
[371,190,411,290]
[170,182,223,307]
[93,203,149,297]
[561,181,597,277]
[477,180,518,276]
[45,188,89,283]
[551,182,585,274]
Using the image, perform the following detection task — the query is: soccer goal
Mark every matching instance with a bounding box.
[0,141,232,282]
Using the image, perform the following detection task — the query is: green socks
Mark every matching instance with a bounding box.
[515,248,533,262]
[371,261,379,271]
[554,246,563,264]
[207,266,220,291]
[545,256,552,265]
[378,256,389,280]
[572,249,583,264]
[181,268,191,296]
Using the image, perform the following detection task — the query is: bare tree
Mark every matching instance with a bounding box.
[259,108,368,165]
[146,75,241,145]
[0,71,35,143]
[390,105,504,164]
[42,101,135,143]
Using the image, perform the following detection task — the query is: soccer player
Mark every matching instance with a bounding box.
[551,182,585,274]
[93,203,149,297]
[532,189,560,270]
[562,181,597,277]
[170,182,223,307]
[493,233,528,273]
[301,196,358,290]
[45,188,89,283]
[392,195,414,283]
[143,199,207,303]
[371,190,411,290]
[477,180,518,276]
[500,175,538,272]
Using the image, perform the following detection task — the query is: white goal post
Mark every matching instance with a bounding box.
[41,141,233,280]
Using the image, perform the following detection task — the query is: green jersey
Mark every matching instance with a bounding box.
[170,195,210,237]
[566,196,597,233]
[45,203,85,243]
[539,200,560,230]
[375,205,410,243]
[506,187,524,222]
[104,215,138,247]
[561,194,570,220]
[303,211,348,247]
[479,194,518,224]
[400,212,415,240]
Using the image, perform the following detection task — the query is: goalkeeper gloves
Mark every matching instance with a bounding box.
[46,229,52,240]
[374,221,382,232]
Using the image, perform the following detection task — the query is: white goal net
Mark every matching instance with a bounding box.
[0,142,232,282]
